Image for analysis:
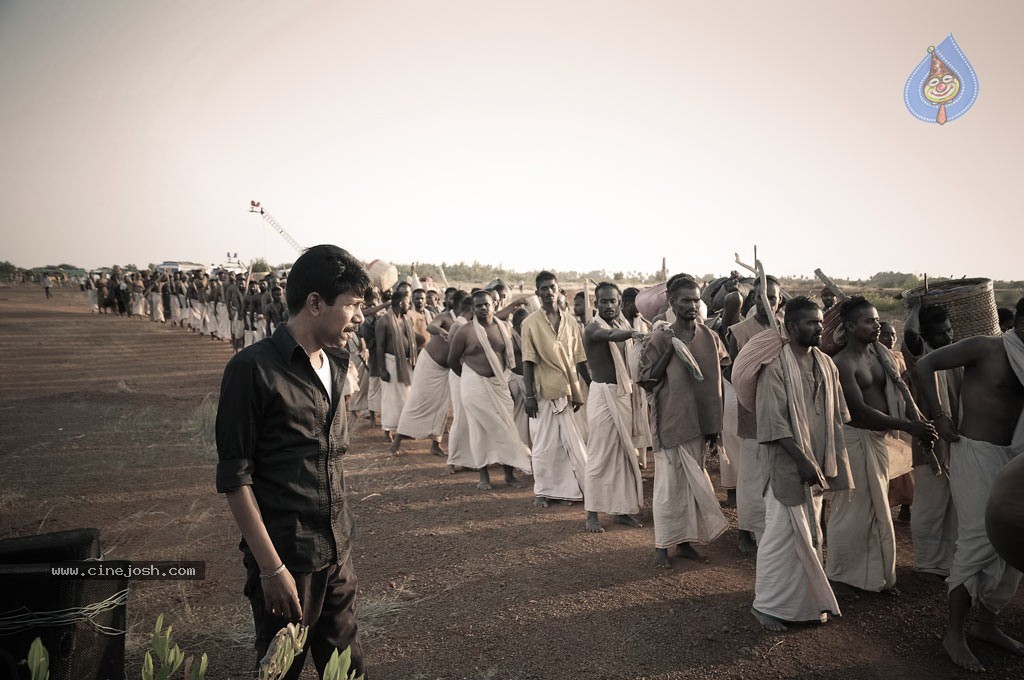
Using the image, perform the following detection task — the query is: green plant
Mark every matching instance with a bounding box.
[141,614,206,680]
[322,646,365,680]
[26,638,49,680]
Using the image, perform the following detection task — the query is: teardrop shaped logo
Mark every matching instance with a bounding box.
[905,34,978,125]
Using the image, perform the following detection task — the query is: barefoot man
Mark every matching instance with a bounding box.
[581,282,646,533]
[375,290,418,442]
[521,271,589,508]
[390,291,454,457]
[830,296,937,594]
[448,290,532,490]
[742,297,853,632]
[639,274,730,568]
[726,275,783,554]
[917,297,1024,673]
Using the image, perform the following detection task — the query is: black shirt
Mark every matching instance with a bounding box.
[216,325,353,572]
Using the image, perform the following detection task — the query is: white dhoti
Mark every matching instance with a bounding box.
[348,358,370,413]
[584,382,643,516]
[653,436,728,547]
[446,370,473,468]
[149,292,164,322]
[381,354,411,433]
[631,384,653,468]
[826,426,897,592]
[131,292,145,316]
[368,375,382,412]
[342,359,360,398]
[190,301,204,330]
[754,488,840,623]
[948,436,1022,612]
[231,317,245,340]
[200,302,212,334]
[215,302,229,338]
[460,365,532,471]
[87,289,98,312]
[172,295,184,324]
[737,437,767,543]
[911,465,956,577]
[507,372,532,447]
[397,350,450,442]
[720,380,740,489]
[254,319,266,342]
[529,397,587,502]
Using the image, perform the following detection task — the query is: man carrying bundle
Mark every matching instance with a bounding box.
[830,296,938,594]
[639,274,730,568]
[727,275,783,553]
[917,297,1024,673]
[447,290,532,490]
[742,296,853,631]
[582,282,646,533]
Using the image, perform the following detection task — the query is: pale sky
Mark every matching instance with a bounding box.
[2,1,1021,280]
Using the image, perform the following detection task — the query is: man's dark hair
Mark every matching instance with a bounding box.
[390,289,409,308]
[838,295,874,323]
[451,290,469,308]
[595,281,620,298]
[535,270,557,288]
[784,296,820,325]
[666,273,699,295]
[573,291,585,301]
[472,289,495,302]
[754,275,780,290]
[997,306,1014,326]
[919,305,949,333]
[445,287,457,297]
[1015,297,1024,324]
[457,295,474,313]
[879,320,895,333]
[285,245,369,315]
[622,287,640,301]
[512,307,529,323]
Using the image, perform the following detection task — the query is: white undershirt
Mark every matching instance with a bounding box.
[311,350,332,405]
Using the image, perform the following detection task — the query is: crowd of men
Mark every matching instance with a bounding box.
[81,267,289,352]
[72,252,1022,676]
[336,268,1023,674]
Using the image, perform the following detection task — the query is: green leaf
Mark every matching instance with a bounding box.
[142,651,154,680]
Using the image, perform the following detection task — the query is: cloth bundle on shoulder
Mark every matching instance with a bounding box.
[730,328,787,413]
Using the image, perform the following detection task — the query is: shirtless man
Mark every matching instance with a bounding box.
[830,296,937,594]
[582,283,646,532]
[390,289,459,457]
[448,290,530,489]
[918,298,1024,673]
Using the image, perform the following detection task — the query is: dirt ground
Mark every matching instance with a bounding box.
[1,285,1023,680]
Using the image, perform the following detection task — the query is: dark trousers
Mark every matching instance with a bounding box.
[243,553,365,679]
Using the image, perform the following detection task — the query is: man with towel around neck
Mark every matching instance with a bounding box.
[582,282,647,533]
[447,289,532,490]
[375,289,418,442]
[639,273,730,569]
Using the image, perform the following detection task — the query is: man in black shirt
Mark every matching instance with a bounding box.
[216,244,369,679]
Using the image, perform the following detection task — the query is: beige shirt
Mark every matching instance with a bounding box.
[640,324,729,450]
[756,352,853,506]
[521,308,587,401]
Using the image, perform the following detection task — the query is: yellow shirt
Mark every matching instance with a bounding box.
[521,308,586,401]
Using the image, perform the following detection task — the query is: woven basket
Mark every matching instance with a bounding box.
[902,278,1000,341]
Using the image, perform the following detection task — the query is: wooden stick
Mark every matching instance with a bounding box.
[813,269,847,301]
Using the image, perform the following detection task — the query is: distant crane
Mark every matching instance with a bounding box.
[249,200,304,254]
